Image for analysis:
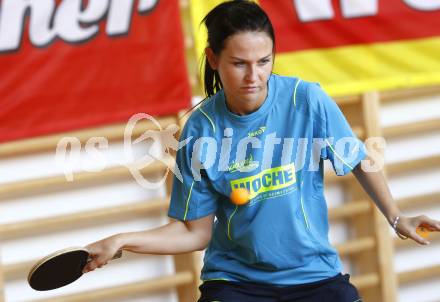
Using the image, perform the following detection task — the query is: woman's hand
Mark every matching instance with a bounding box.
[83,234,122,273]
[395,215,440,245]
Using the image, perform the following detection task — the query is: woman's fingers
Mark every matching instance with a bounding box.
[83,256,108,273]
[82,262,95,274]
[82,236,120,273]
[409,229,430,245]
[402,215,440,245]
[96,258,108,269]
[397,215,434,245]
[416,215,440,231]
[83,245,110,273]
[407,215,436,230]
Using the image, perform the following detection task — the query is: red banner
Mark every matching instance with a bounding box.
[0,0,191,143]
[260,0,440,52]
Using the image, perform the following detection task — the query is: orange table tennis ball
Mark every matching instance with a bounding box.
[416,226,431,239]
[230,188,250,206]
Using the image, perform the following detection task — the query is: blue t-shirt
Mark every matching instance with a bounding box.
[168,74,367,285]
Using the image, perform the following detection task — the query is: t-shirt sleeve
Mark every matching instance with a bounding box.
[309,83,367,176]
[167,120,219,221]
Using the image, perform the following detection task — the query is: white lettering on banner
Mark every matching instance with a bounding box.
[55,0,106,42]
[294,0,377,21]
[107,0,134,36]
[403,0,440,11]
[0,0,159,52]
[138,0,158,13]
[0,0,56,51]
[293,0,334,22]
[294,0,439,22]
[340,0,378,18]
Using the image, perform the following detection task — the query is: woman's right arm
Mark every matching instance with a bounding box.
[83,214,214,273]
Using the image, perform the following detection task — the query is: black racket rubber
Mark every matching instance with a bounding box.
[29,249,89,291]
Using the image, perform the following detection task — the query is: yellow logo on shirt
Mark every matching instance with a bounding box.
[228,154,259,173]
[248,126,266,137]
[230,163,296,200]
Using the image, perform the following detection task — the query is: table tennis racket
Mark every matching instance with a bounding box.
[28,246,122,291]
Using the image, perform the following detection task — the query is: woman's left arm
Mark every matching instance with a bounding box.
[352,155,440,245]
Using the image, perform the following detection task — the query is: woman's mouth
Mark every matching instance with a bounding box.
[241,86,259,93]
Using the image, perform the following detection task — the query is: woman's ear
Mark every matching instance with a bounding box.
[205,47,218,70]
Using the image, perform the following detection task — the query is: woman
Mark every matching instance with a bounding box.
[84,1,440,301]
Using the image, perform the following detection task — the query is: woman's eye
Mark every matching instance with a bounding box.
[259,59,270,65]
[233,62,245,67]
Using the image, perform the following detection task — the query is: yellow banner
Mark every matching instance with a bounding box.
[189,0,440,96]
[189,0,223,64]
[274,37,440,96]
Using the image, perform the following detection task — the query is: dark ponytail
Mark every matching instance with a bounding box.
[203,56,223,97]
[201,1,275,98]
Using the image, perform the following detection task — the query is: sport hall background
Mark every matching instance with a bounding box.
[0,0,439,301]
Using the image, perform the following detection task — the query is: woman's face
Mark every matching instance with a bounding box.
[206,31,274,115]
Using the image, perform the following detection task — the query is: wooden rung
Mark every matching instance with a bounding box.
[334,95,362,105]
[0,255,4,302]
[328,200,371,221]
[189,75,198,87]
[184,36,194,48]
[397,191,440,210]
[4,259,49,281]
[30,271,194,302]
[0,159,174,199]
[325,155,440,184]
[380,85,440,103]
[179,0,190,8]
[0,198,169,240]
[387,155,440,176]
[325,171,353,184]
[352,127,365,140]
[383,118,440,138]
[395,231,440,249]
[335,237,376,257]
[0,116,179,158]
[350,273,380,290]
[398,264,440,285]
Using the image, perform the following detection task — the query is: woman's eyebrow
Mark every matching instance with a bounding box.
[229,54,272,61]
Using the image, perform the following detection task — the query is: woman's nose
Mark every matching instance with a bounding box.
[245,65,258,82]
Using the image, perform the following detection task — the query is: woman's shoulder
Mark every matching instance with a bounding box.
[271,73,301,87]
[271,74,318,108]
[272,74,319,99]
[271,74,335,118]
[272,73,321,96]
